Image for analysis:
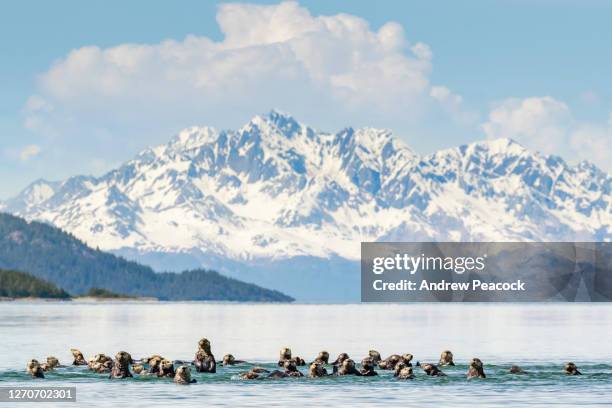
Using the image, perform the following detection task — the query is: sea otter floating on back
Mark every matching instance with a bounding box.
[420,362,446,377]
[239,367,270,380]
[378,354,403,370]
[40,356,60,372]
[222,354,247,366]
[267,360,304,378]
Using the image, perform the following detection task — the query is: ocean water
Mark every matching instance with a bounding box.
[1,302,612,407]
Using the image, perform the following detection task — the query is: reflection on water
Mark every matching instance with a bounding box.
[1,302,612,407]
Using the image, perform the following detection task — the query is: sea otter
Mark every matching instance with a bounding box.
[360,357,378,376]
[378,354,401,370]
[467,358,486,379]
[109,351,133,379]
[240,370,263,380]
[132,364,145,374]
[194,338,216,373]
[174,365,197,384]
[278,347,292,366]
[439,350,455,366]
[26,359,44,378]
[88,354,112,368]
[337,359,362,376]
[92,361,113,374]
[147,356,163,374]
[564,362,582,375]
[47,356,60,368]
[41,356,60,372]
[418,362,446,377]
[312,351,330,365]
[283,360,304,377]
[509,365,528,375]
[368,350,382,366]
[393,361,407,377]
[158,359,176,378]
[309,362,328,378]
[239,367,270,380]
[267,360,304,378]
[400,353,414,367]
[142,354,163,365]
[331,353,349,374]
[89,354,113,374]
[396,366,415,380]
[222,354,246,366]
[277,347,306,367]
[70,348,87,366]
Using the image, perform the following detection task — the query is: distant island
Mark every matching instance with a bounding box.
[0,269,70,299]
[0,213,293,302]
[0,270,151,301]
[80,287,135,299]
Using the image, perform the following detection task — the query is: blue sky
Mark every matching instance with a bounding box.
[1,0,611,198]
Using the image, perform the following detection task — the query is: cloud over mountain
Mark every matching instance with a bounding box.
[482,96,611,170]
[18,0,610,196]
[25,1,453,144]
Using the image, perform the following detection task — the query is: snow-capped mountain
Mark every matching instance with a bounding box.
[2,111,610,300]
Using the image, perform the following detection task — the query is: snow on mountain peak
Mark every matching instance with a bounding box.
[3,113,610,266]
[1,179,60,213]
[478,137,526,154]
[242,110,306,139]
[168,126,219,152]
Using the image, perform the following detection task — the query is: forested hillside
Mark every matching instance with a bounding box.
[0,269,70,298]
[0,213,293,302]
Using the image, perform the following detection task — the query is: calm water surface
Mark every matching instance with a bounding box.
[1,302,611,407]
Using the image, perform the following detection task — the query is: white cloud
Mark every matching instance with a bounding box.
[430,85,478,125]
[29,0,609,175]
[19,144,41,161]
[26,0,462,140]
[481,96,611,170]
[569,114,612,168]
[481,97,571,155]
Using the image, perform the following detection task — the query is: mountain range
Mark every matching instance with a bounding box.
[2,111,610,300]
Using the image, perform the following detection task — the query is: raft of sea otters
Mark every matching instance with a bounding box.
[26,338,585,384]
